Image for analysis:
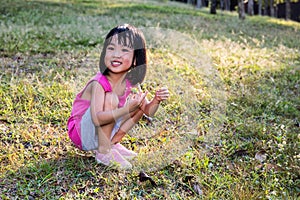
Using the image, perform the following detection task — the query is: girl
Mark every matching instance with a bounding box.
[67,24,169,169]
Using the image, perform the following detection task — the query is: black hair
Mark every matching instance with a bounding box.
[99,24,147,85]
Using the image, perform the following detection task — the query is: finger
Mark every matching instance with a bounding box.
[157,87,168,92]
[141,91,148,99]
[157,94,169,99]
[139,92,148,105]
[156,92,169,97]
[157,89,168,93]
[158,92,168,96]
[137,83,142,92]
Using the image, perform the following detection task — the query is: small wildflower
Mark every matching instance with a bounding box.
[282,140,286,145]
[278,144,284,149]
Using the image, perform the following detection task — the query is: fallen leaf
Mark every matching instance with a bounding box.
[183,175,194,183]
[231,149,248,157]
[138,171,157,187]
[255,150,267,163]
[255,163,282,172]
[193,183,203,196]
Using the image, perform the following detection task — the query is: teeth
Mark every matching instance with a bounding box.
[112,61,121,65]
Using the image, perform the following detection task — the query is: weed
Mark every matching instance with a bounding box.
[0,0,299,199]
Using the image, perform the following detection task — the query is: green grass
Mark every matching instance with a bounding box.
[1,0,299,199]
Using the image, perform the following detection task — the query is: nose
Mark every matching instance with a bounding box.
[112,49,121,58]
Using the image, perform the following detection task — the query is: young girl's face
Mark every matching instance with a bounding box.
[104,35,134,75]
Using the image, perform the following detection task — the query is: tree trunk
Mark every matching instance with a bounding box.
[274,5,278,18]
[248,0,254,16]
[225,0,230,11]
[270,0,274,17]
[196,0,202,8]
[238,0,245,19]
[258,0,262,15]
[220,0,225,10]
[210,0,217,14]
[285,0,291,20]
[263,0,268,15]
[187,0,193,4]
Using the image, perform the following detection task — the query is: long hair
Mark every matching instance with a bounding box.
[99,24,147,85]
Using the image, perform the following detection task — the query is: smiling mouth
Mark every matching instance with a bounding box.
[111,61,122,67]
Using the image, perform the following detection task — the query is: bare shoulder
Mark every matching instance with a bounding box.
[81,81,104,100]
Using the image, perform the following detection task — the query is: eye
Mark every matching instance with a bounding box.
[122,47,133,53]
[107,45,114,51]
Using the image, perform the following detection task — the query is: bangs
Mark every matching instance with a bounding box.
[106,28,134,49]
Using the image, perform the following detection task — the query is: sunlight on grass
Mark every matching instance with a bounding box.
[1,0,299,199]
[267,17,300,30]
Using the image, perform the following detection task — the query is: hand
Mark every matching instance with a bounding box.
[154,86,169,103]
[126,91,147,112]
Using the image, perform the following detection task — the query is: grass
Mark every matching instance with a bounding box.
[0,0,299,199]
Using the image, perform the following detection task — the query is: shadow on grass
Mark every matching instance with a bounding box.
[1,151,119,198]
[1,0,300,198]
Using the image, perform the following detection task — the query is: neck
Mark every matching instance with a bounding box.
[106,72,127,90]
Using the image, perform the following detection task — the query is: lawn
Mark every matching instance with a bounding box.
[0,0,299,199]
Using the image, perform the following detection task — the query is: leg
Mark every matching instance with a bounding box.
[97,92,119,153]
[111,108,144,144]
[109,109,143,160]
[95,92,133,169]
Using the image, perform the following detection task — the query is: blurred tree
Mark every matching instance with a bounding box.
[285,0,291,19]
[220,0,231,10]
[238,0,246,19]
[224,0,231,10]
[258,0,262,15]
[263,0,268,15]
[248,0,254,15]
[270,0,275,16]
[210,0,217,13]
[196,0,202,8]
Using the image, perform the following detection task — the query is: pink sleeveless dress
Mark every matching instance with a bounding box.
[67,72,132,150]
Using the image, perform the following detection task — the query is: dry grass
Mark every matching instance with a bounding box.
[0,0,299,199]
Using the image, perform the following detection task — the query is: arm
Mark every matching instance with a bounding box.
[141,98,160,117]
[90,81,144,126]
[111,87,169,144]
[141,87,169,117]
